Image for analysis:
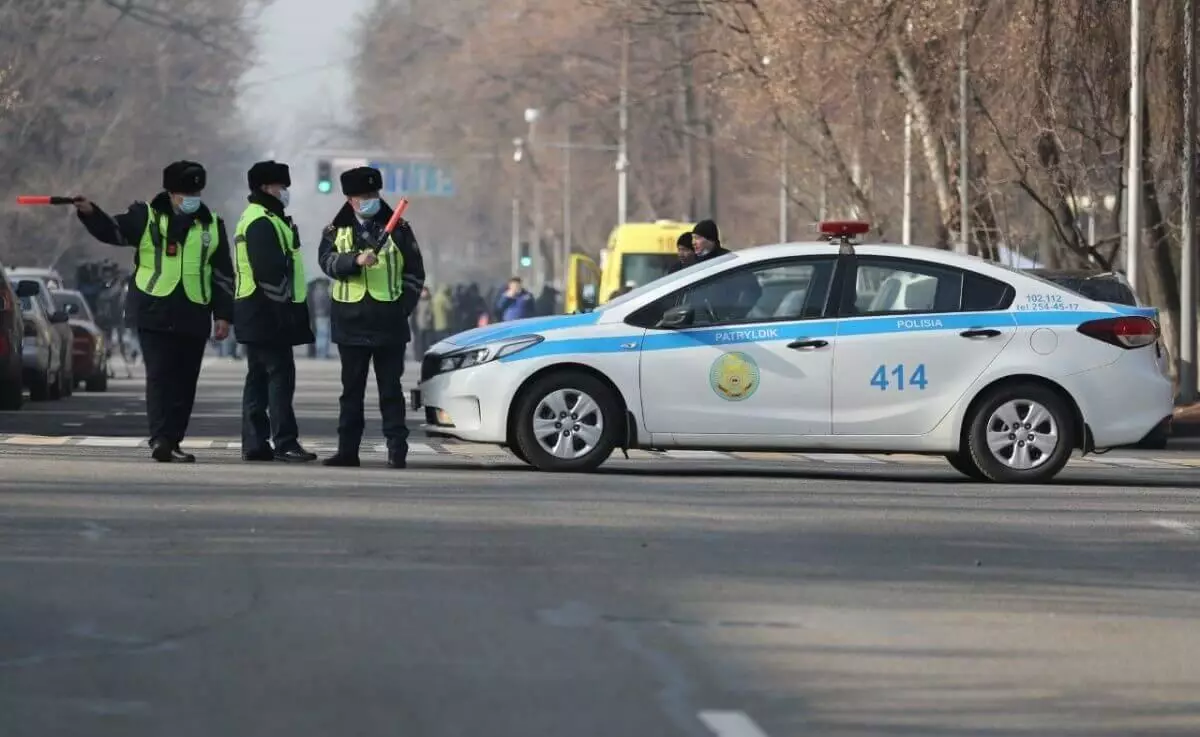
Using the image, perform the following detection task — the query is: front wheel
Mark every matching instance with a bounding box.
[963,383,1075,484]
[513,371,620,472]
[945,453,986,481]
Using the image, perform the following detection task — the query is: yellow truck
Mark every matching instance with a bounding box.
[564,220,693,313]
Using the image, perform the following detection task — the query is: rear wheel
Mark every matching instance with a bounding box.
[86,370,108,392]
[964,383,1075,484]
[29,372,50,401]
[513,371,620,473]
[0,375,22,410]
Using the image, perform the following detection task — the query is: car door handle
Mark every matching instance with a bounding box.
[787,338,829,350]
[960,328,1001,338]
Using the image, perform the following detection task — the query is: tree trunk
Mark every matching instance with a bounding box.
[1138,96,1182,373]
[673,18,697,220]
[891,38,954,247]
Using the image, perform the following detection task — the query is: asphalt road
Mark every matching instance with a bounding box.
[0,357,1198,736]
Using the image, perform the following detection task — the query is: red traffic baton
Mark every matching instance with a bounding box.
[17,195,81,205]
[383,197,410,235]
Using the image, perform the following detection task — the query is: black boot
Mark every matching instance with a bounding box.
[322,452,360,467]
[387,453,407,469]
[275,445,318,463]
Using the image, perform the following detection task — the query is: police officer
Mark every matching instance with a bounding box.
[317,166,425,468]
[667,232,696,274]
[233,160,317,463]
[73,161,234,462]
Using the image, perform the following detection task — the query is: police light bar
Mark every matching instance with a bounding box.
[819,221,870,237]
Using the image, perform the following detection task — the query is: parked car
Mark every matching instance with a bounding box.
[7,266,65,292]
[0,263,25,410]
[51,289,109,391]
[13,281,67,401]
[13,277,73,397]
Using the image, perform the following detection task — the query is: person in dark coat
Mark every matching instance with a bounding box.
[233,160,317,463]
[72,161,234,462]
[317,166,425,469]
[667,231,697,274]
[686,219,761,321]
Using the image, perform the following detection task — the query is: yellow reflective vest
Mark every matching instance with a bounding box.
[330,226,405,303]
[233,203,308,302]
[133,209,218,304]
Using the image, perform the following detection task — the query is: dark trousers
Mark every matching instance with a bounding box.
[337,343,408,457]
[242,343,299,453]
[138,329,206,446]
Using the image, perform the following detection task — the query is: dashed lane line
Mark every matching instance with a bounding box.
[699,710,771,737]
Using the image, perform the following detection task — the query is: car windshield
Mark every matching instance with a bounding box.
[598,252,737,310]
[52,291,91,319]
[620,253,678,291]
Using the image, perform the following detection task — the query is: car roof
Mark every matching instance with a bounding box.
[740,241,1012,270]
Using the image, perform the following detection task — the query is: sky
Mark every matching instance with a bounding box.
[240,0,373,276]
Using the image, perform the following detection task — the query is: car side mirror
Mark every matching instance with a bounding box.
[50,310,69,324]
[16,281,39,298]
[656,304,694,329]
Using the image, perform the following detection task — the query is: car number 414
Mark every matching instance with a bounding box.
[870,364,928,391]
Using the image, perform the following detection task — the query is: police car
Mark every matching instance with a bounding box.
[416,222,1173,483]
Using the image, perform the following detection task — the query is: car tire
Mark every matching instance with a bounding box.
[29,373,50,401]
[944,452,986,481]
[0,376,22,410]
[513,370,619,473]
[504,444,530,465]
[86,370,108,392]
[964,383,1075,484]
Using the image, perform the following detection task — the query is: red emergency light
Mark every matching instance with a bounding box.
[818,220,871,237]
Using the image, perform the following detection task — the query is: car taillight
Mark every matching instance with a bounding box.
[1077,316,1159,349]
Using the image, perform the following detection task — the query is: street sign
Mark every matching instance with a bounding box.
[367,159,456,197]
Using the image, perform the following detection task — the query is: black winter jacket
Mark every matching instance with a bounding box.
[77,192,234,339]
[316,201,425,346]
[233,191,315,346]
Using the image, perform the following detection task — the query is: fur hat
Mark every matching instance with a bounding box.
[162,161,206,193]
[340,166,383,197]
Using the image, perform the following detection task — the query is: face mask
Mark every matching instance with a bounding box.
[277,188,290,208]
[357,198,381,217]
[178,196,201,214]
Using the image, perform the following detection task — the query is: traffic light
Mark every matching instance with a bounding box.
[519,241,532,268]
[316,159,333,194]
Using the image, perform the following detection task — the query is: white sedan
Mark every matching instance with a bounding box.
[416,224,1173,483]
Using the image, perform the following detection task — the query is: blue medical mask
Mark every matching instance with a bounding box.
[178,196,202,214]
[357,198,380,217]
[277,188,290,208]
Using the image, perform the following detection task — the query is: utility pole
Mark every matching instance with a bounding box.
[1127,0,1144,290]
[526,108,543,290]
[778,130,788,243]
[562,120,572,289]
[617,25,629,226]
[902,20,914,246]
[958,0,970,255]
[1181,0,1197,403]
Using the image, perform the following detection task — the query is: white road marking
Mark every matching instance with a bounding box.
[77,437,143,447]
[1149,519,1198,536]
[800,452,884,463]
[661,450,733,460]
[61,422,83,428]
[1084,456,1174,468]
[699,710,770,737]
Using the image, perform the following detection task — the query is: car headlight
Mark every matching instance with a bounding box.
[436,335,543,374]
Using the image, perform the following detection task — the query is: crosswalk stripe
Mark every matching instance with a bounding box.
[77,437,144,447]
[729,452,799,461]
[660,450,734,460]
[3,435,70,445]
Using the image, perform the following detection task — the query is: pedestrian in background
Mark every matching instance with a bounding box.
[412,286,432,360]
[495,276,535,322]
[318,166,426,469]
[73,161,234,462]
[233,160,317,463]
[307,278,333,359]
[432,284,452,344]
[667,232,697,274]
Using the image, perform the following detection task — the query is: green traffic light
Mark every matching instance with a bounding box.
[520,256,532,267]
[317,180,333,194]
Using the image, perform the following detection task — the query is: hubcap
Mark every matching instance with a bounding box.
[532,388,604,460]
[985,399,1059,470]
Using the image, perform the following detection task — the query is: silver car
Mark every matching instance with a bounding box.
[13,281,67,401]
